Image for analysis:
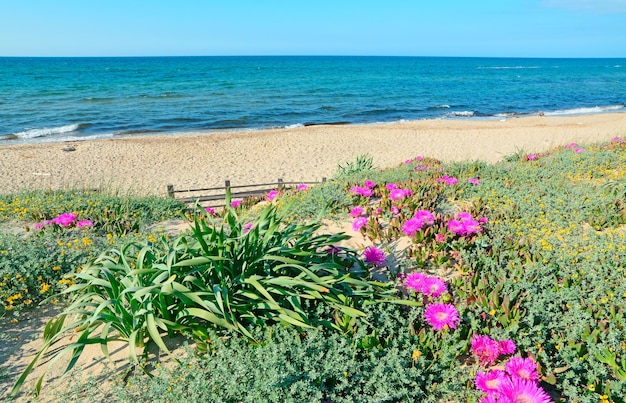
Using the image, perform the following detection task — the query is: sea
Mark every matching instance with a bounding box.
[1,56,624,144]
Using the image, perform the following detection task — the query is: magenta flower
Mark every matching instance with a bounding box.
[352,216,368,231]
[230,199,242,208]
[423,276,448,298]
[76,219,94,228]
[389,188,412,201]
[267,190,279,202]
[363,246,386,267]
[448,212,483,236]
[468,177,481,185]
[438,175,458,185]
[447,219,465,235]
[205,206,216,215]
[53,213,77,227]
[243,222,254,234]
[471,335,503,366]
[499,378,552,403]
[574,147,584,153]
[405,272,427,292]
[296,184,308,191]
[527,153,538,161]
[435,233,447,243]
[349,206,365,217]
[414,209,435,225]
[499,339,517,355]
[424,303,460,330]
[475,370,507,395]
[349,186,372,197]
[33,220,51,230]
[385,183,397,191]
[402,217,425,237]
[364,180,375,188]
[505,357,539,382]
[564,142,578,149]
[611,136,623,143]
[405,159,412,164]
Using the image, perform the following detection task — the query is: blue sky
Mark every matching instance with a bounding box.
[1,0,625,57]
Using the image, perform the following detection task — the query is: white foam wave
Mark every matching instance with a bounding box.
[448,111,475,117]
[284,123,305,129]
[543,105,625,116]
[14,124,80,139]
[433,104,450,109]
[478,66,540,70]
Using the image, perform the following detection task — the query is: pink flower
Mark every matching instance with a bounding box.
[499,340,517,355]
[435,233,447,243]
[468,177,481,185]
[423,276,448,298]
[448,212,483,236]
[389,188,412,201]
[475,370,507,394]
[564,142,578,149]
[574,147,584,153]
[415,155,424,161]
[402,217,425,237]
[349,186,372,197]
[385,183,397,191]
[205,207,216,215]
[527,153,538,161]
[53,213,77,227]
[405,159,412,164]
[296,184,308,191]
[499,378,552,403]
[363,246,386,267]
[76,219,94,228]
[611,136,623,143]
[230,200,242,208]
[267,190,279,202]
[437,175,458,185]
[33,220,51,230]
[243,222,254,234]
[405,272,427,292]
[352,216,368,231]
[424,303,460,330]
[414,210,435,225]
[364,180,375,188]
[391,206,400,215]
[505,356,539,382]
[471,335,502,366]
[349,206,365,217]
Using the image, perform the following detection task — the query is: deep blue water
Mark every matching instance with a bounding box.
[0,56,624,143]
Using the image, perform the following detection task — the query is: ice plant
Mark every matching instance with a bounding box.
[76,219,94,228]
[230,199,242,208]
[389,188,412,201]
[296,184,308,191]
[402,217,425,236]
[437,175,458,185]
[505,356,539,382]
[352,216,368,231]
[498,377,553,402]
[574,147,584,153]
[468,177,481,185]
[349,206,365,217]
[424,303,459,330]
[349,186,372,197]
[475,370,507,395]
[363,246,386,267]
[414,209,435,225]
[423,276,448,297]
[448,212,483,236]
[267,190,279,202]
[405,272,427,292]
[205,206,216,215]
[53,212,77,227]
[527,153,538,161]
[471,335,516,366]
[363,180,375,188]
[385,183,397,191]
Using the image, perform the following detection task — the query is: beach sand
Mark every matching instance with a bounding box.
[2,113,626,196]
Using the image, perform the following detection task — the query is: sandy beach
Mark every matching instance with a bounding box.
[2,113,626,196]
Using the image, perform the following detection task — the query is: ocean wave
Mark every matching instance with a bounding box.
[284,123,305,129]
[430,104,451,109]
[477,66,540,70]
[448,111,475,117]
[13,123,82,139]
[543,105,625,116]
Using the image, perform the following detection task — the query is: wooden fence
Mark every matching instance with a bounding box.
[167,178,326,207]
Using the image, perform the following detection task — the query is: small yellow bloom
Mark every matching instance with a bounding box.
[412,350,421,360]
[52,265,61,271]
[40,283,51,294]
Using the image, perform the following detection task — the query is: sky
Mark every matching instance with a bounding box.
[1,0,625,58]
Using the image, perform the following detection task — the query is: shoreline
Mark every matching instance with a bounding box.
[2,112,625,196]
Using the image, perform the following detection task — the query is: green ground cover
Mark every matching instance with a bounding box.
[2,138,626,402]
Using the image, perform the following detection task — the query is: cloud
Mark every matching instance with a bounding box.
[541,0,626,13]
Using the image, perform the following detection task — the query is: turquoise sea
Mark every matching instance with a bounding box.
[0,56,624,144]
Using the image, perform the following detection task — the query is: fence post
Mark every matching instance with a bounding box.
[277,178,284,190]
[322,177,327,183]
[167,184,175,198]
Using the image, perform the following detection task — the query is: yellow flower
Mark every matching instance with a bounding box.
[40,283,51,294]
[412,350,421,360]
[52,265,62,271]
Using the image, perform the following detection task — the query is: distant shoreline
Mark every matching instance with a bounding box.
[2,112,625,196]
